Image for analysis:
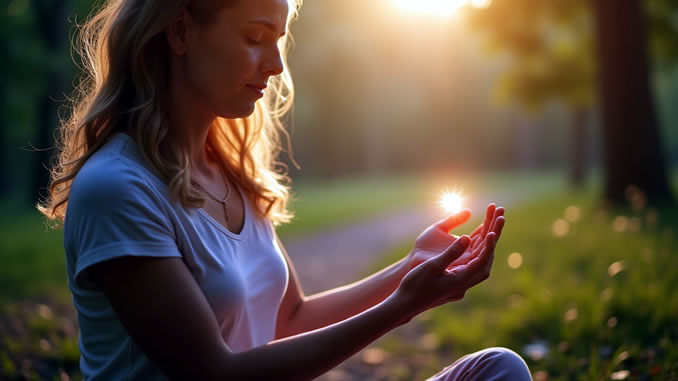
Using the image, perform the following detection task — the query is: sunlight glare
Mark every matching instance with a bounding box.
[469,0,492,8]
[391,0,468,16]
[440,190,465,214]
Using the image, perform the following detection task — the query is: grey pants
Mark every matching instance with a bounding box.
[427,347,532,381]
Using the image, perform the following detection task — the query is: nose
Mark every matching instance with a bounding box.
[262,45,284,76]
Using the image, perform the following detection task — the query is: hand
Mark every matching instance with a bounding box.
[406,204,505,272]
[394,232,499,320]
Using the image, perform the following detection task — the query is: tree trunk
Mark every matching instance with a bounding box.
[569,108,588,186]
[591,0,673,204]
[32,0,71,204]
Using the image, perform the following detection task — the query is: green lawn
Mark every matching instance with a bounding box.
[374,184,678,380]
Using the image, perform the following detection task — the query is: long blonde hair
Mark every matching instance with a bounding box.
[37,0,301,227]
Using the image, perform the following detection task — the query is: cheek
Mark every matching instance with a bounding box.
[185,42,250,98]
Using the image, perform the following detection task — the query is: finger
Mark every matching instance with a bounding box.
[466,252,495,288]
[466,232,496,273]
[470,234,482,251]
[446,232,496,283]
[470,224,484,251]
[432,235,471,269]
[486,206,504,235]
[480,204,496,239]
[492,216,505,244]
[437,209,472,233]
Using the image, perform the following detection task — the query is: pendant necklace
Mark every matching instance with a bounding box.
[191,165,231,222]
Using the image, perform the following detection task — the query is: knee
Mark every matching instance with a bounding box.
[478,347,532,380]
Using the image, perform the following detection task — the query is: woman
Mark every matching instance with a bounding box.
[38,0,532,379]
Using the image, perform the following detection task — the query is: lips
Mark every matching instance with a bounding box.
[246,83,267,97]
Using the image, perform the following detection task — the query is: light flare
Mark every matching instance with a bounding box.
[440,190,465,214]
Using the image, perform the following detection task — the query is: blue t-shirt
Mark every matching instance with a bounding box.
[63,132,289,380]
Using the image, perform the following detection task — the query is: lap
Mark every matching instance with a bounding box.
[426,347,532,381]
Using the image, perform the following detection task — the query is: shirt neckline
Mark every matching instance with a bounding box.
[196,184,249,241]
[110,132,250,240]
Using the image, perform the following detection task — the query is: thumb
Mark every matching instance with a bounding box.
[437,209,472,232]
[432,235,471,269]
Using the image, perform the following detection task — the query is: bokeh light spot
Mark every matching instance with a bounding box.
[552,219,570,237]
[40,339,51,351]
[564,205,581,222]
[608,261,625,277]
[362,347,387,365]
[607,317,618,328]
[564,307,578,322]
[507,252,523,269]
[610,370,630,380]
[613,216,628,232]
[533,371,548,381]
[523,341,549,361]
[38,304,53,320]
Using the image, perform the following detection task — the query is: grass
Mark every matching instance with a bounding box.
[374,184,678,380]
[0,204,71,305]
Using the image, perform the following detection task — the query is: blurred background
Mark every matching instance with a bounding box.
[1,0,677,380]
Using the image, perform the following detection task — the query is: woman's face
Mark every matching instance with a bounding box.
[180,0,289,119]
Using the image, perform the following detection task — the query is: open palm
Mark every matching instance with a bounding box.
[407,204,505,272]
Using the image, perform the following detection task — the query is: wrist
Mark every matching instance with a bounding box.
[382,288,417,327]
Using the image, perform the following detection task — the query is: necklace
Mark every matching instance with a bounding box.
[191,165,231,222]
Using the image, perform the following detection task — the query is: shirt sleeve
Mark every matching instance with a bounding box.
[65,156,182,290]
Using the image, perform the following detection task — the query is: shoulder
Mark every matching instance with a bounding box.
[69,138,165,210]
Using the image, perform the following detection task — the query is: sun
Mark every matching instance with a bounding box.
[440,190,466,214]
[390,0,468,16]
[389,0,492,16]
[391,0,469,16]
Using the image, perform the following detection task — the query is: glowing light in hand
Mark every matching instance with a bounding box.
[440,191,465,214]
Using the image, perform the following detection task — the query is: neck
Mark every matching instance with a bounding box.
[166,57,218,176]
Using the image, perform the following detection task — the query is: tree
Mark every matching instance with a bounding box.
[467,0,596,186]
[591,0,672,203]
[467,0,676,203]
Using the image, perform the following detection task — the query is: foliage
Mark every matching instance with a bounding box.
[465,0,678,112]
[465,0,596,112]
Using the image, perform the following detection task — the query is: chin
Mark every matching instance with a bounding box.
[220,103,257,119]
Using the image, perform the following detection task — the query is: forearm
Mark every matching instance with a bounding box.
[279,257,408,337]
[222,294,411,381]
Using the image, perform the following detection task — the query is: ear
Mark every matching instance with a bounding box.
[165,8,193,56]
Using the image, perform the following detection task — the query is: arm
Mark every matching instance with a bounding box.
[89,256,407,381]
[276,205,504,338]
[275,237,409,339]
[89,226,499,380]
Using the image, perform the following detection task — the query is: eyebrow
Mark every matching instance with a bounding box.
[248,20,287,37]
